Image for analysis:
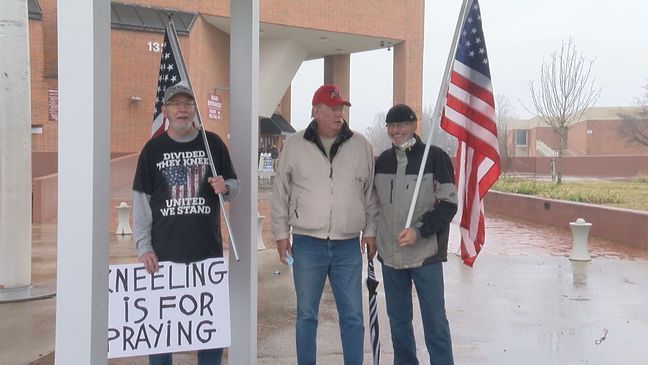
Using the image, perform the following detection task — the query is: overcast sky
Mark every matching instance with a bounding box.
[290,0,647,135]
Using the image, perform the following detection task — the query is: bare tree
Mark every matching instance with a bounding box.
[365,112,391,154]
[420,106,457,156]
[527,37,601,184]
[495,94,517,171]
[618,81,648,146]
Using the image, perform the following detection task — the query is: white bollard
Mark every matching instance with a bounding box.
[569,218,591,261]
[115,202,132,235]
[257,213,266,250]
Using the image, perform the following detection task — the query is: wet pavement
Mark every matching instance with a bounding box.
[1,188,648,364]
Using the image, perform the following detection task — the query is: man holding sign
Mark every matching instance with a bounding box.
[131,84,239,364]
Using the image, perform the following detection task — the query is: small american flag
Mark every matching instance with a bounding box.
[151,22,189,138]
[162,164,206,199]
[441,0,501,267]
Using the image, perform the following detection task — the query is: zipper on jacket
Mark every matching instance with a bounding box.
[294,196,300,218]
[390,179,394,204]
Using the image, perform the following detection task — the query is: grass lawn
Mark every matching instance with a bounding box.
[492,175,648,212]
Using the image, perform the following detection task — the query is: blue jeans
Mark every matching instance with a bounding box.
[292,234,364,365]
[382,263,453,365]
[149,348,223,365]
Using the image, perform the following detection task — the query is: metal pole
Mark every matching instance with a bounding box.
[166,21,240,261]
[405,0,472,227]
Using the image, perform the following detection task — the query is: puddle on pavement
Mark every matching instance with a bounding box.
[448,213,648,261]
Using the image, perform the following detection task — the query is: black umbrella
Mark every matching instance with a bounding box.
[366,256,381,364]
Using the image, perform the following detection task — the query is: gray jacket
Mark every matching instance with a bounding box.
[374,136,457,269]
[271,121,377,241]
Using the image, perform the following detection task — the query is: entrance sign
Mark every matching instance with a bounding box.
[207,93,222,120]
[258,152,273,173]
[107,258,230,358]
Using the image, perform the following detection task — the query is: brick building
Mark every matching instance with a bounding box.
[508,106,648,157]
[27,0,425,176]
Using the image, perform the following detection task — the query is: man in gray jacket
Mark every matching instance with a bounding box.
[374,104,457,365]
[272,84,377,365]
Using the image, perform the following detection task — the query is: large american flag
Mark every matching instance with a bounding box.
[441,0,501,267]
[151,23,189,138]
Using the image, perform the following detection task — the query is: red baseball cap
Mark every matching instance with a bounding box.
[311,85,351,107]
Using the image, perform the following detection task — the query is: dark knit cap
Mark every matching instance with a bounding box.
[385,104,417,123]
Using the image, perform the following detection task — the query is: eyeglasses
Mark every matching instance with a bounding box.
[165,101,195,108]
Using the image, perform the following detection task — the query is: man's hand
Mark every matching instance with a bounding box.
[362,236,377,259]
[276,239,292,265]
[139,251,159,274]
[208,176,228,195]
[397,228,417,247]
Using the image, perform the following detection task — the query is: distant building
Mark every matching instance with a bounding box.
[507,106,648,157]
[27,0,425,178]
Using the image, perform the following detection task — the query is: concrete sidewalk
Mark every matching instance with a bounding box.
[2,210,648,364]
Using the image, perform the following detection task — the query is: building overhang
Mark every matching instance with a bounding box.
[259,113,296,136]
[203,15,401,60]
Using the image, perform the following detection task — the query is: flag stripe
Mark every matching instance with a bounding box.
[440,0,500,267]
[449,71,495,109]
[452,60,493,93]
[441,113,500,166]
[444,95,499,145]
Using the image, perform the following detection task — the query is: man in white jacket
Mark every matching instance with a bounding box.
[272,84,378,365]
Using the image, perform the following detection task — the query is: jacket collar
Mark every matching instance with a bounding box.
[303,119,353,142]
[303,120,354,160]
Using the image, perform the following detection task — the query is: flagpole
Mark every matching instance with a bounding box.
[405,0,472,228]
[166,20,241,262]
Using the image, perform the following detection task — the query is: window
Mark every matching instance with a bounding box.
[515,129,528,146]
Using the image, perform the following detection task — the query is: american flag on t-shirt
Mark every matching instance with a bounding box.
[441,0,501,267]
[162,164,207,199]
[151,23,188,138]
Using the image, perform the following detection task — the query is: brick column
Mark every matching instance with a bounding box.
[324,54,351,123]
[393,0,424,131]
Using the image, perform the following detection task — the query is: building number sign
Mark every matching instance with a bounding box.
[147,41,162,53]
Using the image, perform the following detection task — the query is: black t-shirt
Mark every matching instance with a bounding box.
[132,131,237,263]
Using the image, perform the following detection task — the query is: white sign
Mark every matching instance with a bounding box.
[147,41,162,53]
[107,258,230,358]
[207,93,222,120]
[258,153,273,173]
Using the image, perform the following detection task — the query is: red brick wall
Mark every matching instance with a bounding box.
[260,0,411,39]
[29,0,423,154]
[485,191,648,250]
[111,29,165,153]
[506,155,648,177]
[527,120,648,157]
[109,17,231,154]
[393,0,424,126]
[584,120,648,155]
[29,10,58,152]
[189,16,231,144]
[41,0,58,78]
